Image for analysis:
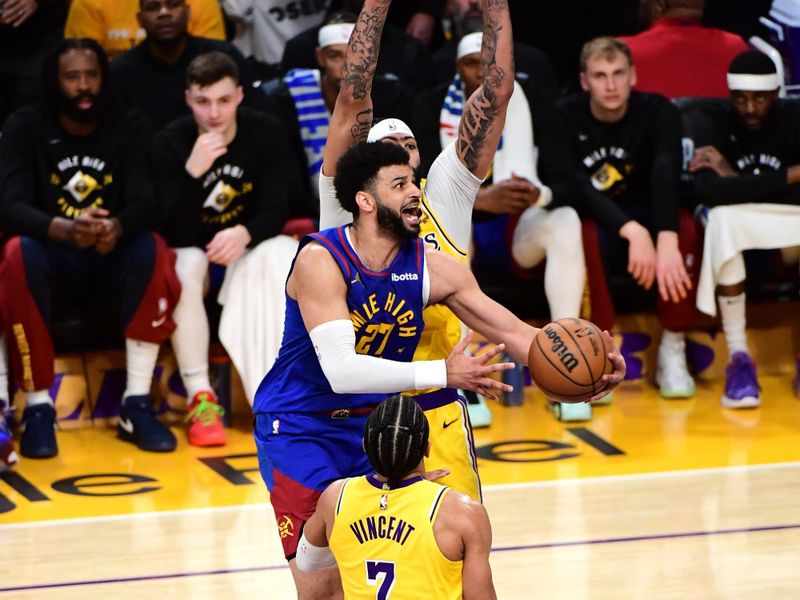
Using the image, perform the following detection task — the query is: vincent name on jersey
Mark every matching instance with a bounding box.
[348,514,417,546]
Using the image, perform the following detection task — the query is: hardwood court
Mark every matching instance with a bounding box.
[2,374,799,598]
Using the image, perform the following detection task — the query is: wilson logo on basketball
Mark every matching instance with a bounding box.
[542,326,580,373]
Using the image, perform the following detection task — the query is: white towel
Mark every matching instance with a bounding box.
[697,203,800,316]
[217,235,299,403]
[439,76,540,184]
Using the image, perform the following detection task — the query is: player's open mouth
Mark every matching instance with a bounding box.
[401,203,421,224]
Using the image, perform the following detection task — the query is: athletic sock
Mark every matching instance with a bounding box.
[123,339,160,400]
[180,365,212,403]
[660,329,685,349]
[719,293,748,358]
[25,390,54,407]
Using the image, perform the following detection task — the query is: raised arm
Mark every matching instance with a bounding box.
[321,0,391,176]
[455,0,515,178]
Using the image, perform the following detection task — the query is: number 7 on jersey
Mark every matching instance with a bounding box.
[366,560,396,599]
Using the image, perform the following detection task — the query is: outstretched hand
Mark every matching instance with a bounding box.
[445,331,515,401]
[423,468,451,482]
[589,330,626,402]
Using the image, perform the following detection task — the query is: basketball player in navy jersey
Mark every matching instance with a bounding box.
[252,141,627,599]
[319,0,516,508]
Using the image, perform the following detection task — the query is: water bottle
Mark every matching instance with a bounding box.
[500,352,525,407]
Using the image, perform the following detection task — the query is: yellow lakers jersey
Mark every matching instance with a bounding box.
[329,475,462,600]
[412,182,468,365]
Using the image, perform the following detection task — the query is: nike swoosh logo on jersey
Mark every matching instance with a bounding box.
[442,418,458,429]
[118,417,135,434]
[151,316,167,328]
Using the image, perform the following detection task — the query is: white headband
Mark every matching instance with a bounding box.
[367,118,415,143]
[318,23,354,48]
[457,32,483,61]
[727,73,781,91]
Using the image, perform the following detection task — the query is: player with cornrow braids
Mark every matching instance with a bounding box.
[364,395,430,488]
[297,395,498,598]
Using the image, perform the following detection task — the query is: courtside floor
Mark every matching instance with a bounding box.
[2,375,800,597]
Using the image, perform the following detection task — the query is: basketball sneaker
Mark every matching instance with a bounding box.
[186,391,227,447]
[549,400,592,421]
[655,336,696,399]
[118,395,177,452]
[20,403,58,459]
[0,401,19,470]
[721,352,761,409]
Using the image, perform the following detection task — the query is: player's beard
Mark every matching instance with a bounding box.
[376,199,420,242]
[58,90,101,123]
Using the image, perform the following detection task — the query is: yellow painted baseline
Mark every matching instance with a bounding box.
[1,373,799,524]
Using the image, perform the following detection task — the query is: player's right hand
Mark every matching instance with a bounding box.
[620,221,656,290]
[185,132,228,178]
[444,331,514,402]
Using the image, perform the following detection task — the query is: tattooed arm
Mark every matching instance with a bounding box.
[321,0,391,177]
[456,0,515,178]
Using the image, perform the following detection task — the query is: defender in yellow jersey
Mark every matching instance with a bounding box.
[298,396,497,599]
[318,0,518,504]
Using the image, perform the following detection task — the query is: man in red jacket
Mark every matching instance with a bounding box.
[619,0,750,99]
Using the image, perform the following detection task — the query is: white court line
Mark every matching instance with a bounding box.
[3,461,798,530]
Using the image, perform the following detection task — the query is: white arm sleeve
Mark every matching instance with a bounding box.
[296,531,337,572]
[319,171,353,230]
[423,141,483,251]
[309,320,447,394]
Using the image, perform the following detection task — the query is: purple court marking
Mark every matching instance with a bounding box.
[491,522,800,553]
[3,522,799,593]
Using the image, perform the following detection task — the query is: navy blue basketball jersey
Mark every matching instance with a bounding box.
[253,225,427,413]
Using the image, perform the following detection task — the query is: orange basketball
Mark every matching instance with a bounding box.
[528,318,614,403]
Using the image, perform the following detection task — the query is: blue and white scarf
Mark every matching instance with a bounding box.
[284,68,331,193]
[439,75,539,184]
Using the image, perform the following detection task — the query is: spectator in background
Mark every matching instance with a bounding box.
[261,15,414,219]
[111,0,255,130]
[619,0,750,99]
[431,0,559,94]
[688,50,800,406]
[0,0,68,125]
[0,39,180,458]
[153,52,292,446]
[65,0,225,60]
[281,5,433,88]
[558,37,701,401]
[221,0,331,79]
[508,0,640,93]
[413,31,587,420]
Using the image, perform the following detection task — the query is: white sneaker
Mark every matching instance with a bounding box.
[656,336,696,399]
